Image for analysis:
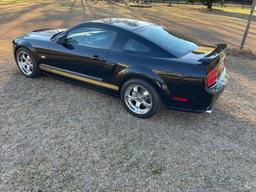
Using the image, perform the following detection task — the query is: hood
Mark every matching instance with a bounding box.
[25,28,67,41]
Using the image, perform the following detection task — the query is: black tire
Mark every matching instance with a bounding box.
[121,78,161,118]
[15,47,41,78]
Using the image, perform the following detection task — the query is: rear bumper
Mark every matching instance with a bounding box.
[166,105,213,113]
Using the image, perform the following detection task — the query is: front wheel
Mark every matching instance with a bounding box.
[121,79,161,118]
[15,47,41,78]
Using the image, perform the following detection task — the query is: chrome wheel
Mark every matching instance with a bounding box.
[124,85,153,115]
[17,51,33,76]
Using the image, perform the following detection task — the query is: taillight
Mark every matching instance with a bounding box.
[207,67,219,87]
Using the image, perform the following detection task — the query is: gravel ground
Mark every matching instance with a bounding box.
[1,1,256,191]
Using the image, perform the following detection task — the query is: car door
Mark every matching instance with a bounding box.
[45,26,117,80]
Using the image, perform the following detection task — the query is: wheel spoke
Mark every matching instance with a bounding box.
[20,62,25,68]
[25,57,31,65]
[22,63,28,71]
[22,54,27,62]
[26,64,32,71]
[133,86,138,94]
[142,100,151,108]
[24,65,29,72]
[127,94,135,100]
[135,101,141,108]
[28,58,32,65]
[143,90,149,96]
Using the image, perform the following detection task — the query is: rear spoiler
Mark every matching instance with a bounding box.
[199,44,227,64]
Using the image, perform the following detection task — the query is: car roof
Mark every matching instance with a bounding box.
[87,18,155,31]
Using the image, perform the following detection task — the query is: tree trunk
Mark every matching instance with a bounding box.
[241,0,256,49]
[242,0,246,9]
[221,0,224,8]
[207,0,213,9]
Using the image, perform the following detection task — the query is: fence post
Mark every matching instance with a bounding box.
[240,0,256,49]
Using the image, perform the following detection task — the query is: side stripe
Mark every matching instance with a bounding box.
[39,64,119,91]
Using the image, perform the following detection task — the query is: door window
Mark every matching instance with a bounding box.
[66,27,116,49]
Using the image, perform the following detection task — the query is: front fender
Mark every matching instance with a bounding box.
[14,39,35,53]
[13,38,39,63]
[116,65,170,97]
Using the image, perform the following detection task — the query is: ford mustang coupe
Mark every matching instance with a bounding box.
[13,18,228,118]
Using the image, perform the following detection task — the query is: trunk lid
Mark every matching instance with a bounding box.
[182,43,227,87]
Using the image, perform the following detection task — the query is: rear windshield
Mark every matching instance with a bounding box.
[135,26,199,57]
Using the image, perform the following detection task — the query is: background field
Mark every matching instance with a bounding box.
[0,1,256,191]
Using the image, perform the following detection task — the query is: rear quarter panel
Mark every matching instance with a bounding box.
[107,50,206,106]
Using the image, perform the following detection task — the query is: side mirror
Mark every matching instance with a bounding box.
[56,34,66,44]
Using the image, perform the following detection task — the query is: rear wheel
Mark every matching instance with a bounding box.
[121,79,161,118]
[16,48,41,78]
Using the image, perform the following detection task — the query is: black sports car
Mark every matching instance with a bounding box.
[13,18,228,118]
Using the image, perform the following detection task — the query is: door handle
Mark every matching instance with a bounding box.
[92,55,100,61]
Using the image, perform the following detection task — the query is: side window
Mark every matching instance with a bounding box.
[123,38,150,53]
[66,27,116,49]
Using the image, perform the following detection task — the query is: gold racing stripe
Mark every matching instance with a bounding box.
[39,64,119,91]
[192,46,215,54]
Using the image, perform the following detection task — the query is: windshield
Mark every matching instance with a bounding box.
[135,26,199,57]
[51,29,67,40]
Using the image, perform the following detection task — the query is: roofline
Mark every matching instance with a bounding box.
[79,18,156,32]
